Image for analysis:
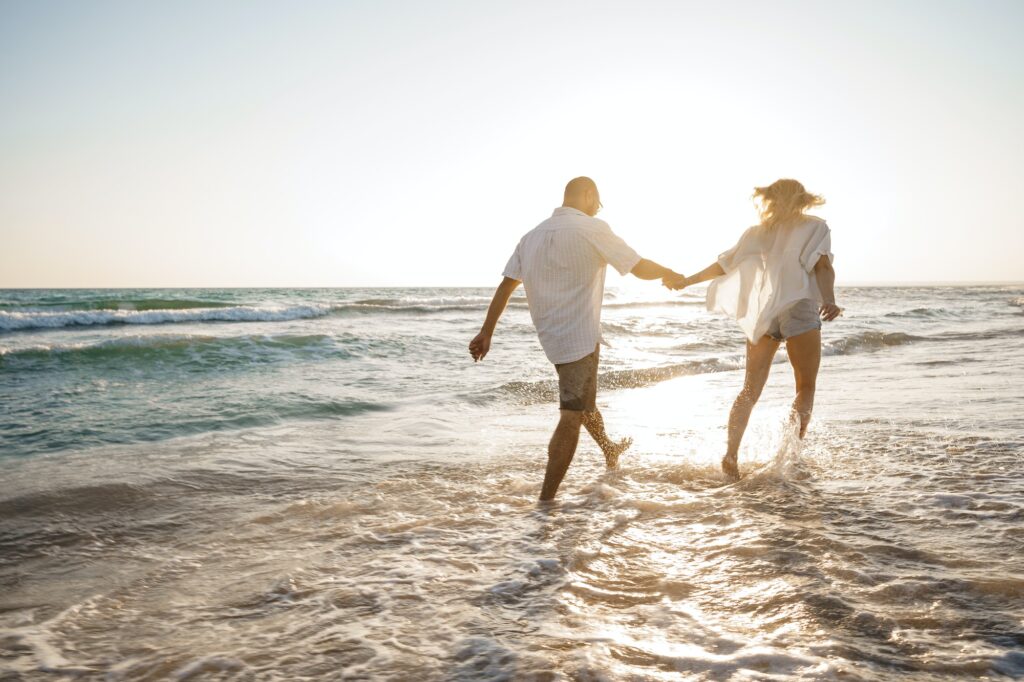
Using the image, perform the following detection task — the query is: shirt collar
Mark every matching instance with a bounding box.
[553,206,587,217]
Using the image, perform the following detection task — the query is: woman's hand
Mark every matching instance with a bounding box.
[819,302,842,322]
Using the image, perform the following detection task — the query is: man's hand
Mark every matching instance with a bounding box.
[469,332,492,362]
[469,277,520,363]
[662,272,688,290]
[819,302,842,322]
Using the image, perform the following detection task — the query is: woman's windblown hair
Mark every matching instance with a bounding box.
[753,179,824,228]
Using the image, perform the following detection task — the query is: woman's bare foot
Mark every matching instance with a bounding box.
[604,437,632,469]
[721,454,740,480]
[797,412,810,439]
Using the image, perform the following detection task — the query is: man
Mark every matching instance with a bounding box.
[468,177,682,501]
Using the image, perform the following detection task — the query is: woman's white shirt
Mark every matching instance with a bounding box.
[706,217,833,342]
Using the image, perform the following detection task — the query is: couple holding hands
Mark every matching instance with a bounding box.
[469,177,840,499]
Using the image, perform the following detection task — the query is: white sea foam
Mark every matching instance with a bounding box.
[0,305,331,330]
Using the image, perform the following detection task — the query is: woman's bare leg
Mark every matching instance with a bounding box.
[724,336,780,478]
[784,329,821,438]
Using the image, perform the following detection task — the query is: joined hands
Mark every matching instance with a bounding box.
[662,272,688,291]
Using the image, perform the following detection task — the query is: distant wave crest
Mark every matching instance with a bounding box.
[0,295,714,327]
[604,299,705,310]
[0,298,235,313]
[330,302,500,315]
[0,305,332,331]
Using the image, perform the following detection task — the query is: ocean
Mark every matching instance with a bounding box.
[1,285,1022,680]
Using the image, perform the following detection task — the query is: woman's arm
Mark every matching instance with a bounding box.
[814,255,841,321]
[663,262,725,290]
[686,262,726,286]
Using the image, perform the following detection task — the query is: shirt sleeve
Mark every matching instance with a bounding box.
[502,243,523,280]
[799,222,833,272]
[583,220,642,276]
[717,227,754,274]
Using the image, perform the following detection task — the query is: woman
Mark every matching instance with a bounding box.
[664,179,841,479]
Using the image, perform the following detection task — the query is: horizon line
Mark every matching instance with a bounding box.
[1,280,1022,290]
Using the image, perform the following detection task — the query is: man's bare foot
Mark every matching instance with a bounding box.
[721,454,740,480]
[604,437,632,469]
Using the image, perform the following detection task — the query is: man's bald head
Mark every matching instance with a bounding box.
[562,177,601,217]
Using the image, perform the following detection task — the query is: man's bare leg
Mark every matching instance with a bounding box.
[784,329,821,438]
[581,409,632,468]
[724,336,780,479]
[540,410,584,501]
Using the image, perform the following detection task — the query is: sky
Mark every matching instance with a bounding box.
[1,0,1022,287]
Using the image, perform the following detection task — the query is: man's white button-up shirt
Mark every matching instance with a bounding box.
[503,207,641,365]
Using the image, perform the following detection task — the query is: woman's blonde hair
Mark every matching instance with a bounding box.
[753,179,824,228]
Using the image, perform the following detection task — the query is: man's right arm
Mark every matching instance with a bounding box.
[469,277,521,362]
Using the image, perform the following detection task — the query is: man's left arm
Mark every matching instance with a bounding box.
[469,277,521,362]
[588,222,683,283]
[630,258,681,281]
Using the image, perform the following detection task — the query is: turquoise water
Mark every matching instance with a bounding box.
[1,285,1022,679]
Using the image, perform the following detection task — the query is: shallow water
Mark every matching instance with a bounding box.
[1,285,1022,679]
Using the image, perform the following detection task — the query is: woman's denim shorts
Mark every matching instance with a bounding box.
[766,299,822,340]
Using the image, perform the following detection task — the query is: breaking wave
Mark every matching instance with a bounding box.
[1,395,392,456]
[487,327,978,406]
[0,305,332,331]
[883,307,953,318]
[0,333,351,369]
[495,357,745,405]
[824,331,923,354]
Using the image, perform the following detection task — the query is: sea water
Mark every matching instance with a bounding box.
[1,285,1022,679]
